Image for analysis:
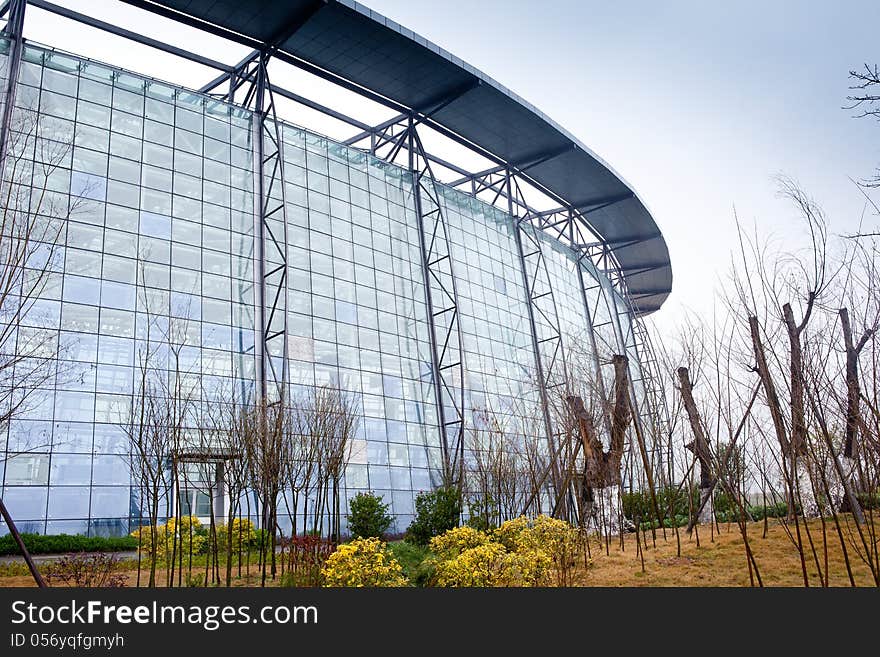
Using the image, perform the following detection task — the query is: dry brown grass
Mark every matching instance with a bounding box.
[2,514,877,587]
[576,514,879,587]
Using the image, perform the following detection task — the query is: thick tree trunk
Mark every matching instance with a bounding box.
[749,315,799,516]
[748,316,790,454]
[566,355,632,537]
[594,485,622,538]
[838,309,874,506]
[608,355,631,476]
[782,304,809,457]
[840,308,862,459]
[677,367,715,525]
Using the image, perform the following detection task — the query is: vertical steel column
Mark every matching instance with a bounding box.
[598,256,664,492]
[508,176,574,517]
[574,239,614,439]
[507,170,556,512]
[0,0,26,176]
[408,115,465,487]
[249,52,290,404]
[250,57,268,402]
[625,308,671,484]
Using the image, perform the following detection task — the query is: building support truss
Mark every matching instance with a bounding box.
[620,301,672,486]
[407,116,466,488]
[0,0,25,171]
[507,173,570,515]
[220,52,290,404]
[0,0,47,589]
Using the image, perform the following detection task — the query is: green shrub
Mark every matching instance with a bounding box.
[347,491,394,539]
[465,495,498,531]
[0,533,138,556]
[714,499,792,523]
[405,486,462,546]
[856,490,880,510]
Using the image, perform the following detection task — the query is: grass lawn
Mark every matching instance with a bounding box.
[576,514,878,586]
[1,514,877,587]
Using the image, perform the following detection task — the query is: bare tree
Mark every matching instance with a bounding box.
[847,63,880,188]
[677,367,714,524]
[209,394,250,587]
[123,259,197,587]
[466,402,533,527]
[241,398,284,586]
[564,355,631,539]
[304,384,359,540]
[0,101,84,586]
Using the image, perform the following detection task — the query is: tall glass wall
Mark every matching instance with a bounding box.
[279,127,443,531]
[0,41,652,535]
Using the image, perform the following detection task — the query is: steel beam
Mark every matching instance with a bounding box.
[0,0,25,178]
[231,53,290,404]
[198,50,259,94]
[449,144,574,188]
[508,171,559,515]
[269,83,371,131]
[508,175,571,516]
[408,116,466,487]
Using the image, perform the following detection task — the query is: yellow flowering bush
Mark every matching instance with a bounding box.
[496,515,581,586]
[433,542,515,587]
[215,517,257,551]
[428,525,490,559]
[322,537,408,587]
[131,516,205,559]
[492,515,532,551]
[428,515,585,587]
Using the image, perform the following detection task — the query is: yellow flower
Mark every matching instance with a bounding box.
[321,537,408,587]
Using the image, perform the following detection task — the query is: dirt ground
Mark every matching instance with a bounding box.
[576,514,878,587]
[1,515,877,587]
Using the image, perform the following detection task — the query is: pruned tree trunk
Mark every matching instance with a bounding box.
[782,303,809,457]
[782,303,819,517]
[839,308,874,498]
[677,367,715,525]
[566,354,631,537]
[749,315,804,518]
[748,316,790,453]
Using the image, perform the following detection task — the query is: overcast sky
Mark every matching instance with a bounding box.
[20,0,880,337]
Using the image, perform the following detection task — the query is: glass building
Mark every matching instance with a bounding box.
[0,0,671,536]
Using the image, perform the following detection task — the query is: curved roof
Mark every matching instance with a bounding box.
[123,0,672,314]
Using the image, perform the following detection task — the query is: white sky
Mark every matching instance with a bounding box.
[17,0,880,338]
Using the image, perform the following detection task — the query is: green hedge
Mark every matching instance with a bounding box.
[623,486,796,530]
[0,533,138,556]
[622,485,699,523]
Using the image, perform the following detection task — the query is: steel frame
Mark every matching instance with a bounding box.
[507,174,569,506]
[0,0,25,171]
[10,0,659,308]
[215,51,291,403]
[0,0,672,496]
[406,115,466,488]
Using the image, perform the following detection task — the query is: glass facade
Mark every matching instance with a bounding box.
[0,42,652,535]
